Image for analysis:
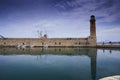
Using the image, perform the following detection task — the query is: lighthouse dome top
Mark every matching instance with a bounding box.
[90,15,96,20]
[91,15,95,18]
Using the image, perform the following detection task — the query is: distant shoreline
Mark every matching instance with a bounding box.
[97,44,120,48]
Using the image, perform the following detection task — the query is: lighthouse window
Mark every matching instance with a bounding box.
[92,21,94,25]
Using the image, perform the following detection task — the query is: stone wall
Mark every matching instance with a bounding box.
[0,37,96,47]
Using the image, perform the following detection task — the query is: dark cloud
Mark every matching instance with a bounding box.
[0,0,61,13]
[0,0,62,21]
[0,0,120,19]
[0,0,61,8]
[54,0,120,22]
[0,0,120,23]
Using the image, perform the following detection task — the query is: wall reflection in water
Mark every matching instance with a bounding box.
[0,47,120,80]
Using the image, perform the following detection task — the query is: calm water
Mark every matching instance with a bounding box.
[0,48,120,80]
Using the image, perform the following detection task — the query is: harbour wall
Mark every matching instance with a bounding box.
[0,38,96,47]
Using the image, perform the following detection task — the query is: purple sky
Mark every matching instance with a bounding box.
[0,0,120,42]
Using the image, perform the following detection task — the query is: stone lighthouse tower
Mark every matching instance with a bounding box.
[90,15,97,45]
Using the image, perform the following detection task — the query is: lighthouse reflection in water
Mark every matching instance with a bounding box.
[0,48,120,80]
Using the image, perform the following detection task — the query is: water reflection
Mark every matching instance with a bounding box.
[0,47,120,80]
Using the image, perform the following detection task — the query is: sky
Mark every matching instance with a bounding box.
[0,0,120,42]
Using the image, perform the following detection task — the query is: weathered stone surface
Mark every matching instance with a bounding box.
[0,37,96,47]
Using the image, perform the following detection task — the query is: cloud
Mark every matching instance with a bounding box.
[54,0,120,23]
